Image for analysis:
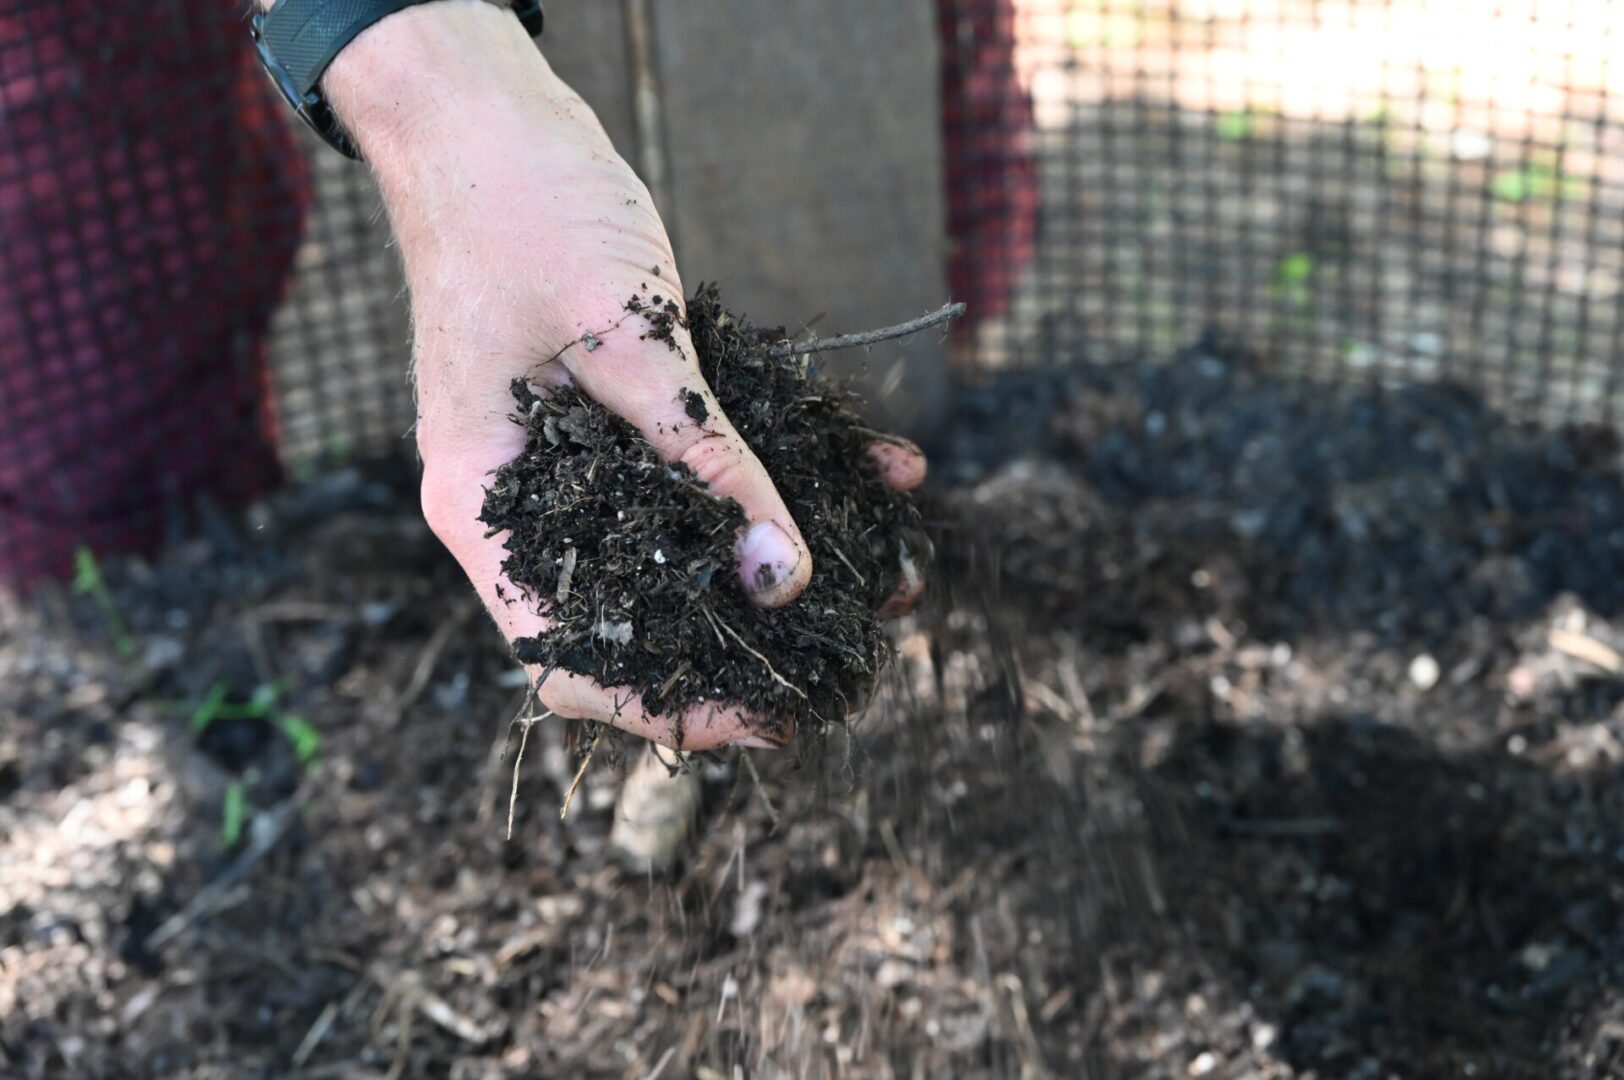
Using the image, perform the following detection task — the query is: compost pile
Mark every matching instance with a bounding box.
[476,287,922,745]
[10,344,1624,1078]
[943,346,1624,644]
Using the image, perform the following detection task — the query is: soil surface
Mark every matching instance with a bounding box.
[5,346,1624,1078]
[478,288,923,746]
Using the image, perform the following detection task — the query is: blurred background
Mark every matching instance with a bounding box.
[6,1,1624,1077]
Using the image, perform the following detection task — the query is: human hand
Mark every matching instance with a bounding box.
[324,1,925,749]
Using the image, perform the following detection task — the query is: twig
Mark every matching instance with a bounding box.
[1108,678,1164,723]
[370,967,504,1046]
[505,711,551,840]
[292,1000,341,1069]
[538,311,636,367]
[1549,627,1624,675]
[709,612,808,700]
[385,1008,412,1080]
[243,601,357,625]
[386,603,474,721]
[653,659,692,706]
[560,728,601,821]
[997,974,1050,1076]
[830,545,867,587]
[147,790,307,949]
[554,547,578,605]
[739,750,780,832]
[766,302,966,358]
[641,1045,677,1080]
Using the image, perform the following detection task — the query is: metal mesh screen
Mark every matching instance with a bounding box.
[0,2,411,586]
[949,0,1624,427]
[7,0,1624,587]
[263,135,411,471]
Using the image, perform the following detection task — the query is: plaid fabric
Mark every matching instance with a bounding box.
[0,1,1028,587]
[939,0,1038,331]
[0,1,308,588]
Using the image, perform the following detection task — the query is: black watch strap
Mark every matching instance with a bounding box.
[252,0,544,160]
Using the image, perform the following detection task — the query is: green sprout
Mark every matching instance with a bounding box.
[180,681,318,848]
[71,547,134,658]
[1490,161,1586,205]
[1216,110,1254,142]
[1272,251,1317,310]
[1491,164,1558,203]
[275,714,322,766]
[221,781,251,847]
[186,680,320,766]
[1276,251,1316,285]
[189,682,232,733]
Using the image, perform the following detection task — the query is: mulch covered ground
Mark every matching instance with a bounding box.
[5,347,1624,1078]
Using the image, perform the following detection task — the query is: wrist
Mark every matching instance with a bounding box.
[318,1,550,170]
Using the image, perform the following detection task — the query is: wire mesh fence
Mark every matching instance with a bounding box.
[952,0,1624,428]
[0,3,411,586]
[6,0,1624,588]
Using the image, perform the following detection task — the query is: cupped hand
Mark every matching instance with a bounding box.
[326,1,924,749]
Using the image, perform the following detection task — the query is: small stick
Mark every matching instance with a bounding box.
[740,750,781,832]
[1549,627,1624,675]
[831,545,867,587]
[505,713,540,840]
[388,603,474,722]
[767,302,966,358]
[538,311,636,367]
[710,612,808,700]
[146,790,307,949]
[653,659,692,705]
[560,728,601,821]
[291,1000,340,1069]
[554,547,578,605]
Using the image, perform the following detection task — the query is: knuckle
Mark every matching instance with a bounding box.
[678,436,754,498]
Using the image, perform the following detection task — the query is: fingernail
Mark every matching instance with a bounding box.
[734,736,784,750]
[737,521,798,595]
[877,435,924,456]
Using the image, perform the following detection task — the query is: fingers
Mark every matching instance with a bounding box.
[424,457,791,750]
[878,536,927,618]
[564,307,813,608]
[534,667,791,750]
[866,438,929,617]
[666,400,810,606]
[869,438,928,491]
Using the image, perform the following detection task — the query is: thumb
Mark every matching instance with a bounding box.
[565,318,814,608]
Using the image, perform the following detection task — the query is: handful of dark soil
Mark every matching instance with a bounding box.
[478,286,927,746]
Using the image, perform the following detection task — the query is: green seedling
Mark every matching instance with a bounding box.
[1216,110,1254,142]
[220,781,251,847]
[1272,251,1317,310]
[188,682,233,733]
[71,548,134,658]
[275,714,322,766]
[180,682,315,848]
[1492,164,1559,203]
[186,679,321,766]
[1491,162,1585,205]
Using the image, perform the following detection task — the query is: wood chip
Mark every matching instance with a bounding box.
[1549,627,1624,675]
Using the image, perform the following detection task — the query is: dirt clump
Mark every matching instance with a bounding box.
[477,286,924,746]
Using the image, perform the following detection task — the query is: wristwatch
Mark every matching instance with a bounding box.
[252,0,545,160]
